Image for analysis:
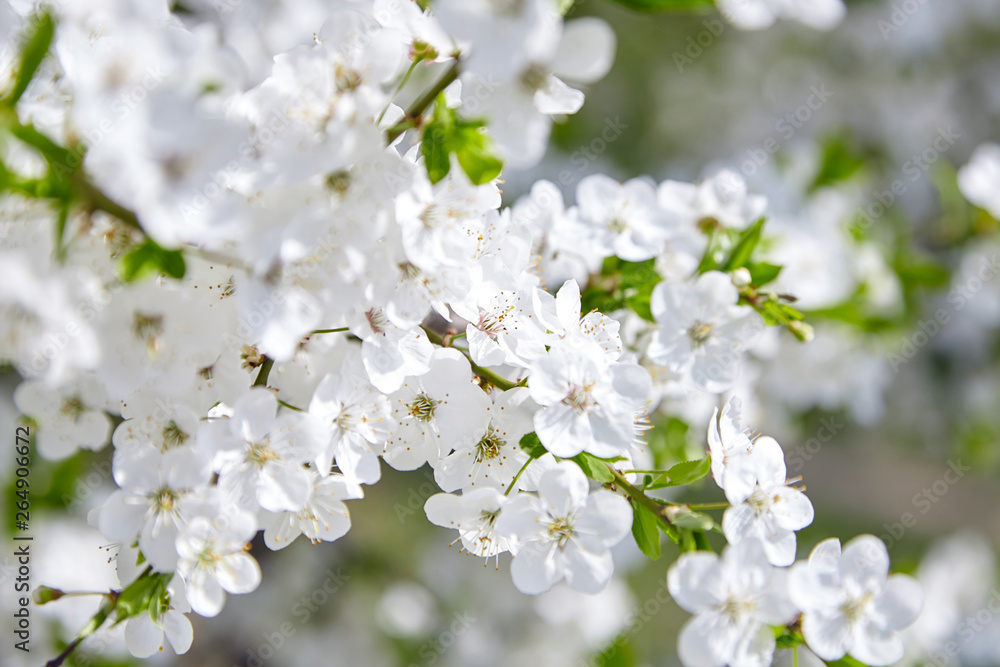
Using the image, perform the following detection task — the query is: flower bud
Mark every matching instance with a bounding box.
[731,267,752,288]
[788,320,814,342]
[33,586,64,605]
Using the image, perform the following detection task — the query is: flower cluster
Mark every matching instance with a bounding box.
[0,0,939,665]
[670,398,922,667]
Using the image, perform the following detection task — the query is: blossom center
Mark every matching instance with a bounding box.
[747,486,773,516]
[407,394,438,422]
[247,441,278,468]
[133,312,164,340]
[478,303,515,339]
[841,591,874,624]
[608,216,628,233]
[196,541,223,568]
[60,395,87,422]
[721,596,756,621]
[335,65,362,92]
[563,383,597,413]
[547,517,575,548]
[162,420,189,449]
[521,63,548,93]
[419,204,447,230]
[326,170,351,195]
[153,487,178,512]
[366,308,391,335]
[475,428,506,462]
[491,0,526,17]
[687,320,714,346]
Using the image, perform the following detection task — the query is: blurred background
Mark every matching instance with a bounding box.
[4,0,1000,665]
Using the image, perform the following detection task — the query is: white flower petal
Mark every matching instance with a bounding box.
[551,17,616,83]
[162,610,193,655]
[216,552,262,595]
[125,615,165,658]
[510,543,561,595]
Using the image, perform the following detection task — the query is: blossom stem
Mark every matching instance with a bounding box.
[277,399,303,411]
[252,356,274,387]
[9,118,145,232]
[422,325,520,391]
[311,327,350,334]
[505,459,533,496]
[686,501,729,511]
[45,592,118,667]
[386,60,460,144]
[605,464,679,541]
[377,59,420,124]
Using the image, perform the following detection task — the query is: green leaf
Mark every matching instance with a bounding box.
[647,417,690,469]
[826,655,869,667]
[421,122,451,183]
[114,572,173,621]
[580,258,661,321]
[7,12,55,106]
[454,123,504,185]
[119,240,186,282]
[571,452,615,483]
[593,635,637,667]
[631,504,661,560]
[747,262,782,287]
[419,96,503,185]
[518,432,548,459]
[773,628,804,650]
[776,302,805,322]
[646,457,711,489]
[895,254,950,288]
[757,299,805,327]
[722,217,766,271]
[810,136,866,192]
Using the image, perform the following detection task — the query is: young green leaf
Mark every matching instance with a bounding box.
[571,452,615,483]
[7,13,55,106]
[453,122,504,185]
[631,504,662,560]
[722,217,766,271]
[120,240,186,282]
[646,457,711,489]
[747,262,783,287]
[518,432,548,459]
[114,572,173,621]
